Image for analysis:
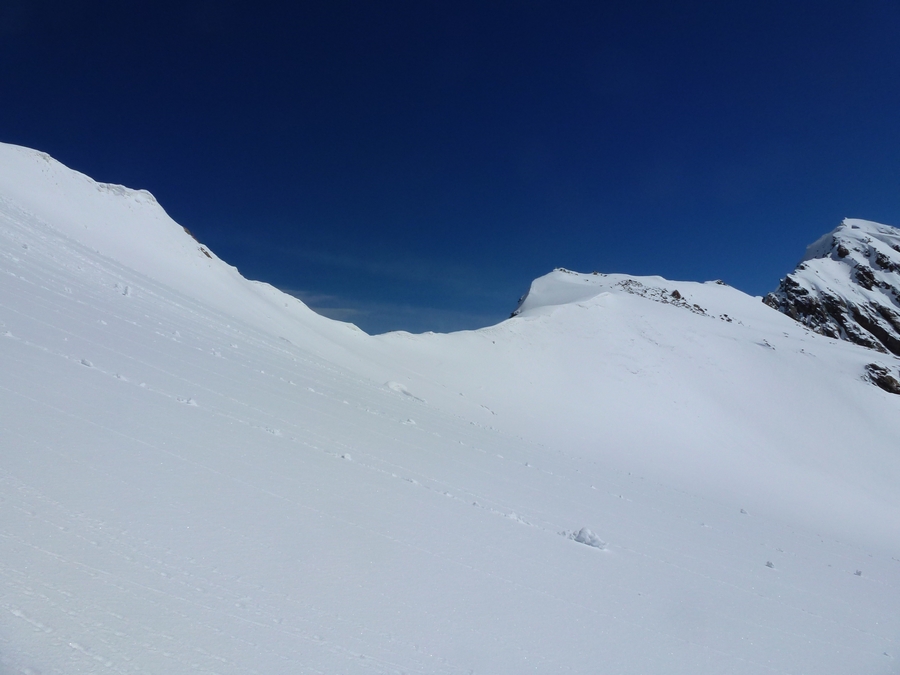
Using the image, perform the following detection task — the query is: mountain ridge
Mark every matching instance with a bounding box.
[1,142,898,675]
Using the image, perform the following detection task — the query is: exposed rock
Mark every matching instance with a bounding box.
[865,364,900,395]
[875,251,900,273]
[855,265,876,290]
[764,219,900,356]
[617,279,707,315]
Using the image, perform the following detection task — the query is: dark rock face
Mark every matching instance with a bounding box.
[764,219,900,357]
[866,364,900,395]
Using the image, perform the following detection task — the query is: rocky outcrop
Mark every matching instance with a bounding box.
[865,363,900,395]
[764,219,900,357]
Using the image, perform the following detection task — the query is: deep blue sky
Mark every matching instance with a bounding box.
[2,1,898,333]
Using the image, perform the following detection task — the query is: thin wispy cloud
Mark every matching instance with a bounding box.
[283,288,503,335]
[220,229,514,304]
[294,246,511,300]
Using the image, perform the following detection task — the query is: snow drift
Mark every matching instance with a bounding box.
[1,142,898,675]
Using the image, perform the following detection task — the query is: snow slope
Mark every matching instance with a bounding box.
[374,269,900,544]
[1,143,898,675]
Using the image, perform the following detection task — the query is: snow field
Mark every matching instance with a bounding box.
[1,143,898,674]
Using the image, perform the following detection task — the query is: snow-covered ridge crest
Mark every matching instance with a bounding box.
[0,142,215,282]
[512,266,733,320]
[0,141,366,347]
[764,218,900,356]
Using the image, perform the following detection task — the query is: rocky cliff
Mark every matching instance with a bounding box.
[764,218,900,357]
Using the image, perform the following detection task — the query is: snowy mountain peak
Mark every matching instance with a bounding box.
[764,218,900,356]
[512,267,734,320]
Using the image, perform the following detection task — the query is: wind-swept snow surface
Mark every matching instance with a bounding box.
[1,143,898,674]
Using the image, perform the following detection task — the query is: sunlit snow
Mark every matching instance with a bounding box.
[1,143,898,674]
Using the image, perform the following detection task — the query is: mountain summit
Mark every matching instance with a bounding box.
[764,218,900,356]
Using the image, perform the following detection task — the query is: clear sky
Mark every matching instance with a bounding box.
[2,1,898,334]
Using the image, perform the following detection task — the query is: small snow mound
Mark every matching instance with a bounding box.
[566,527,607,549]
[386,381,424,402]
